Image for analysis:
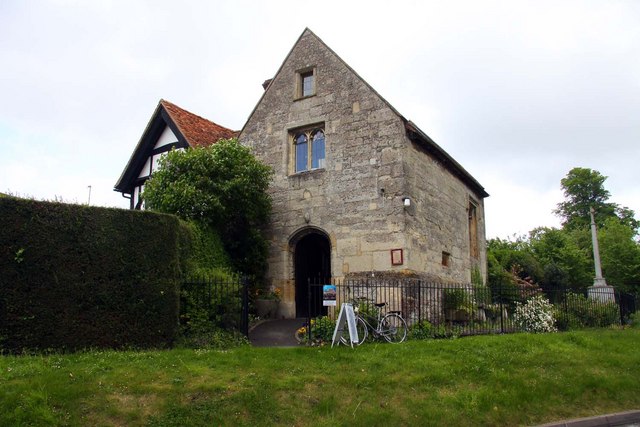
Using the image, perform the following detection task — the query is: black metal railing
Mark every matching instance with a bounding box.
[181,274,249,336]
[304,277,638,341]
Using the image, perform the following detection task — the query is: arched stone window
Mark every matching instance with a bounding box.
[311,129,325,169]
[294,133,308,173]
[292,127,325,173]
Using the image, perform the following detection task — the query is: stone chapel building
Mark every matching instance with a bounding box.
[115,28,488,319]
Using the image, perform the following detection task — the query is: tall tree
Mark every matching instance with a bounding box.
[599,218,640,293]
[554,167,618,231]
[143,139,273,278]
[486,237,543,288]
[615,206,640,233]
[488,168,640,294]
[528,227,591,290]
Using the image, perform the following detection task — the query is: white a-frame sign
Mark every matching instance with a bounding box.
[331,303,359,348]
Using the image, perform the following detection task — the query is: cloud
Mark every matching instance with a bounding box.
[0,0,638,238]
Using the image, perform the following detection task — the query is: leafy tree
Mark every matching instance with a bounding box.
[599,218,640,293]
[528,227,591,290]
[554,167,617,231]
[487,237,543,284]
[616,206,640,233]
[488,168,640,295]
[143,139,273,278]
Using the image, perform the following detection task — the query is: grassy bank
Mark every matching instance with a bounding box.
[2,329,639,426]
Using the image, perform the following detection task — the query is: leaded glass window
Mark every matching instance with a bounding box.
[311,130,325,169]
[295,133,308,173]
[302,72,314,97]
[292,127,325,173]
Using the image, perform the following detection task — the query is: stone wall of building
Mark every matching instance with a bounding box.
[402,140,488,282]
[240,29,487,317]
[240,31,411,317]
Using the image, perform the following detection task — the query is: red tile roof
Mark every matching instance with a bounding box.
[160,99,238,147]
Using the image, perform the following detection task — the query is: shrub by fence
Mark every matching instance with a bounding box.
[180,273,249,341]
[0,197,187,353]
[305,278,638,341]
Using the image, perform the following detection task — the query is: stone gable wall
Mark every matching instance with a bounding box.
[240,31,410,316]
[240,30,487,316]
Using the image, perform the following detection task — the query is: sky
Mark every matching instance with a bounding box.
[1,0,638,239]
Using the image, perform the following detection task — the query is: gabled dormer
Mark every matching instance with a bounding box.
[114,99,237,209]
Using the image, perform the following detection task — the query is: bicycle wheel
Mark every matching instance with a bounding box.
[380,313,407,343]
[340,316,367,346]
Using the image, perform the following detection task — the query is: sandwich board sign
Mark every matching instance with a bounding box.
[331,303,359,348]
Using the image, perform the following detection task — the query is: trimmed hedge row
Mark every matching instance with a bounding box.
[0,197,188,353]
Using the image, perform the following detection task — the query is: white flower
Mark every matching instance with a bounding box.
[514,295,557,333]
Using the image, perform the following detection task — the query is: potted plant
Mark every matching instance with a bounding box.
[254,287,281,319]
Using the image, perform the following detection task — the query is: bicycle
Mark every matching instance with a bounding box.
[340,301,407,345]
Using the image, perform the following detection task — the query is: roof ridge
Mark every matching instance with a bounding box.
[159,99,236,134]
[239,28,407,135]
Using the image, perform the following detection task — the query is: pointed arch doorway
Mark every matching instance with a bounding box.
[291,228,331,318]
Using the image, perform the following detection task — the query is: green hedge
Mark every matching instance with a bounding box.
[0,197,188,353]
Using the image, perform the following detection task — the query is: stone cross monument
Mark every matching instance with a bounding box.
[588,207,615,302]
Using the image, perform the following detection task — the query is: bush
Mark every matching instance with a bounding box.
[555,293,620,330]
[628,311,640,328]
[313,316,336,343]
[408,320,456,339]
[555,310,583,331]
[175,327,247,349]
[180,272,244,337]
[297,316,337,345]
[181,222,231,276]
[474,285,492,307]
[444,288,475,313]
[0,197,186,352]
[143,139,273,279]
[514,295,557,333]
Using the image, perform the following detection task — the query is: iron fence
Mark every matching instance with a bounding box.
[305,277,638,340]
[181,274,249,336]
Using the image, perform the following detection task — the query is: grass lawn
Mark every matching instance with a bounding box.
[2,329,639,426]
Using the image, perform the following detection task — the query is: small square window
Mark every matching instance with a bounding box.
[442,251,451,267]
[301,72,314,97]
[296,68,316,98]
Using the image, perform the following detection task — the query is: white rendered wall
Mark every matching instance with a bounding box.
[133,125,181,206]
[155,126,178,149]
[138,158,152,179]
[137,126,179,179]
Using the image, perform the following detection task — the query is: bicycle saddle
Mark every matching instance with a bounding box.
[374,302,386,308]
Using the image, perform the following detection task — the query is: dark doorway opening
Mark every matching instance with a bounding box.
[294,232,331,318]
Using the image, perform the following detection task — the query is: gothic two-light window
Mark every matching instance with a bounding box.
[293,128,325,173]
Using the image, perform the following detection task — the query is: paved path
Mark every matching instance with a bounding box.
[248,318,306,347]
[536,410,640,427]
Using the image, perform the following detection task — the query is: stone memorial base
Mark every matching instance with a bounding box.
[588,280,615,303]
